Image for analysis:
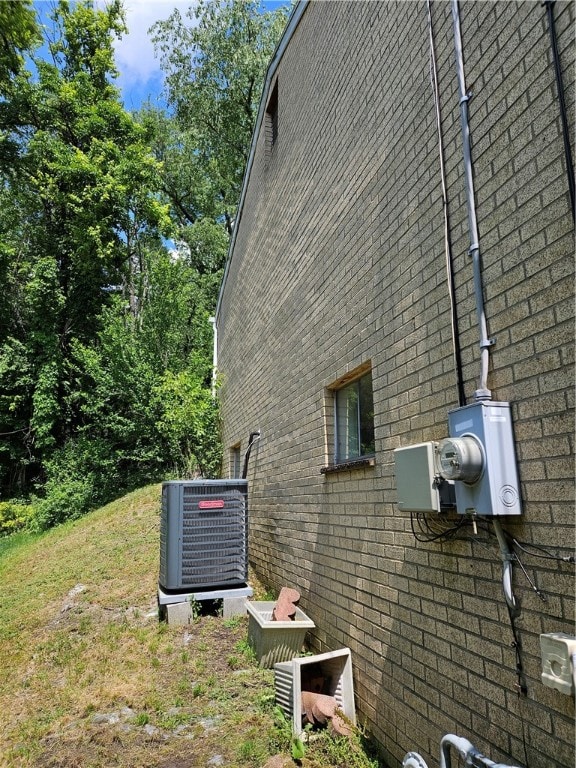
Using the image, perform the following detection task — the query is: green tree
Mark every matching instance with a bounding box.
[0,0,39,86]
[0,0,289,527]
[149,0,290,239]
[0,0,170,499]
[0,1,40,172]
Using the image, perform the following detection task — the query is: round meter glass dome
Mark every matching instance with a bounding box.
[438,436,484,484]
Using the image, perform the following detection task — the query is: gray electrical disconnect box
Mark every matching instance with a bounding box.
[444,401,522,517]
[394,442,441,513]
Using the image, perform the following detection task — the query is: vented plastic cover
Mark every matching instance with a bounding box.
[159,480,248,592]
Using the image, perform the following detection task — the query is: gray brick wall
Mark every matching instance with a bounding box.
[217,2,574,766]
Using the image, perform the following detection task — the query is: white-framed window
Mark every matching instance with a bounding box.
[334,370,375,463]
[229,444,241,478]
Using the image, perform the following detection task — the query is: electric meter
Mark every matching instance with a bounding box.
[438,436,484,484]
[443,401,522,516]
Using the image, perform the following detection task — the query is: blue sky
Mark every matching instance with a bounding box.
[110,0,192,110]
[113,0,291,110]
[33,1,291,112]
[33,0,191,110]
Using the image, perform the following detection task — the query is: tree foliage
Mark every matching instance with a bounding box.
[0,0,41,172]
[0,0,288,530]
[150,0,289,238]
[1,0,171,501]
[0,1,39,85]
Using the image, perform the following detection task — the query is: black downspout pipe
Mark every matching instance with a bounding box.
[242,431,261,479]
[543,0,575,221]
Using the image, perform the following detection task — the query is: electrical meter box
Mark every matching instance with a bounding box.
[445,401,522,516]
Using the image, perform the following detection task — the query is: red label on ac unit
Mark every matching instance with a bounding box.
[198,499,225,509]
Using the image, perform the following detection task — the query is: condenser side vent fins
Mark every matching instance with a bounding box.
[159,479,248,593]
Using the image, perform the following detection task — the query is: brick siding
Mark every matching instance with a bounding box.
[217,2,575,766]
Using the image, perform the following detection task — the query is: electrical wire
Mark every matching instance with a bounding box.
[427,0,466,407]
[543,0,575,220]
[410,509,468,543]
[504,595,528,697]
[510,537,575,564]
[410,512,567,605]
[410,511,575,572]
[513,552,547,602]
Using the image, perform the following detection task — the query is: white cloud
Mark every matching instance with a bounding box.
[113,1,194,86]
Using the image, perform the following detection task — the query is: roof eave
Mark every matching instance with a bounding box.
[214,0,309,322]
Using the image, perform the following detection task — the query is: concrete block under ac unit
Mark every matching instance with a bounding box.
[394,442,441,513]
[540,632,576,695]
[274,648,355,736]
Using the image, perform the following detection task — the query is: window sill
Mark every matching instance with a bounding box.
[320,457,375,474]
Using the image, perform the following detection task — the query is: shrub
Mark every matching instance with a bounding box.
[0,500,35,536]
[31,474,95,531]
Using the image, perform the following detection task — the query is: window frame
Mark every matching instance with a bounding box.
[322,363,376,474]
[335,372,375,463]
[265,80,278,157]
[229,444,241,478]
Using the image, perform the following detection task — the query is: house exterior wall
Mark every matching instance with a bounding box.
[216,2,575,766]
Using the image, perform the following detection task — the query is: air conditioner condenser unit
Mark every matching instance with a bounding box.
[159,479,248,593]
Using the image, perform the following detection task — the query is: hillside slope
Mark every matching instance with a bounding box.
[0,486,382,768]
[0,485,276,767]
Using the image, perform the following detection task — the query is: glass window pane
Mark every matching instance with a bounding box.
[334,371,375,463]
[359,372,375,456]
[336,381,359,461]
[231,446,241,478]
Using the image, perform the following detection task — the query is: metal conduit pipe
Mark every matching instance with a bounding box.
[491,518,518,615]
[241,430,261,479]
[403,753,429,768]
[402,735,524,768]
[451,0,492,402]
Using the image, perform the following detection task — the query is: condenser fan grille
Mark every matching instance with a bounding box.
[160,480,248,592]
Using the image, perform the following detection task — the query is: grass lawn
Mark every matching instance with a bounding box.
[0,484,381,768]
